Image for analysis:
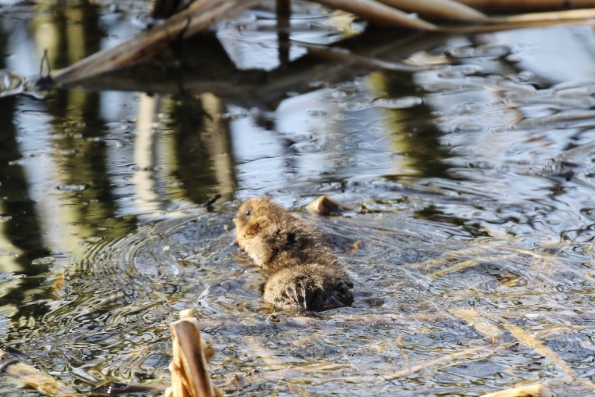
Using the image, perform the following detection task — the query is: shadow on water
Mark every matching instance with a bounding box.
[3,0,595,396]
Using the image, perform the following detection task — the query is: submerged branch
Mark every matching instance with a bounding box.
[0,347,82,397]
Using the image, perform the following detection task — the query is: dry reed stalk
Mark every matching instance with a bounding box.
[243,363,347,382]
[0,349,82,397]
[314,0,438,30]
[427,259,480,278]
[480,384,552,397]
[404,245,501,270]
[455,0,595,11]
[52,0,262,85]
[487,314,595,390]
[441,18,595,33]
[382,344,498,381]
[491,7,595,22]
[168,310,221,397]
[449,308,503,342]
[375,0,488,21]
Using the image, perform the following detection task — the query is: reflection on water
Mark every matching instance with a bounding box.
[2,1,595,396]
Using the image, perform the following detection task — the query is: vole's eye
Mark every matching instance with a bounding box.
[245,209,251,217]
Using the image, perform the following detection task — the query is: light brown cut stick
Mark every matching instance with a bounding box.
[169,314,222,397]
[376,0,488,21]
[455,0,595,11]
[314,0,438,30]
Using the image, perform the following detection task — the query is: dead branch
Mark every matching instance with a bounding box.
[51,0,262,85]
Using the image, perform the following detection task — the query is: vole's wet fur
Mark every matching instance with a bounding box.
[235,197,354,312]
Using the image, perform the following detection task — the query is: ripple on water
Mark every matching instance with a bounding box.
[103,122,132,133]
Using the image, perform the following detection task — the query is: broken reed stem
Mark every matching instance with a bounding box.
[499,319,595,390]
[52,0,262,85]
[455,0,595,11]
[382,344,498,381]
[314,0,438,30]
[170,318,216,397]
[375,0,489,21]
[490,7,595,22]
[312,0,595,31]
[48,0,595,88]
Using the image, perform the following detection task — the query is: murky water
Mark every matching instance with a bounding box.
[2,1,595,396]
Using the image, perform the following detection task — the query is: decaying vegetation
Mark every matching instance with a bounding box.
[49,0,595,87]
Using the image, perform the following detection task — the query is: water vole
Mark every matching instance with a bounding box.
[235,197,353,312]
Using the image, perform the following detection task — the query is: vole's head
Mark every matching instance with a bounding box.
[235,197,286,242]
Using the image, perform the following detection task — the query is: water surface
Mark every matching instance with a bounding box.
[1,2,595,396]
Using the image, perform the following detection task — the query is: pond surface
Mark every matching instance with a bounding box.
[2,1,595,396]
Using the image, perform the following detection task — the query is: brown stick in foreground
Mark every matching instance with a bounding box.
[167,310,221,397]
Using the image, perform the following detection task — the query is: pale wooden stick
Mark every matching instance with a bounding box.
[455,0,595,11]
[491,7,595,22]
[314,0,438,30]
[376,0,488,21]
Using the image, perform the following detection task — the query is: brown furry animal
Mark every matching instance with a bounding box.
[235,197,353,312]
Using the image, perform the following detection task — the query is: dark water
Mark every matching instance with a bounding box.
[2,1,595,396]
